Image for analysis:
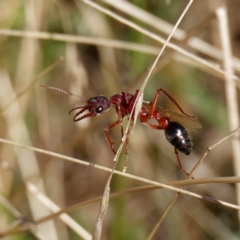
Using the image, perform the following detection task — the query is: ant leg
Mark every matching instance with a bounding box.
[174,148,194,179]
[151,88,195,118]
[104,106,123,155]
[123,119,135,172]
[130,89,141,117]
[104,120,123,155]
[122,92,141,172]
[132,89,140,101]
[116,106,124,139]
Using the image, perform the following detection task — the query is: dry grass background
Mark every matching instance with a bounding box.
[0,0,240,239]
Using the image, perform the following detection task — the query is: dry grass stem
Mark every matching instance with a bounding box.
[91,0,194,237]
[0,29,160,55]
[103,0,240,73]
[1,137,239,212]
[1,1,240,239]
[82,0,240,81]
[147,124,240,238]
[1,175,240,237]
[2,57,64,112]
[216,6,240,223]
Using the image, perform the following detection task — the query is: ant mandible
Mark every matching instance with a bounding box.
[41,85,201,176]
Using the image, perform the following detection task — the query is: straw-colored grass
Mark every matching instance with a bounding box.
[0,1,239,240]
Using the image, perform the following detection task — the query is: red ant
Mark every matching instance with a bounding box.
[41,85,201,176]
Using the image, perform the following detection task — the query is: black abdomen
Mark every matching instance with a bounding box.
[164,122,192,155]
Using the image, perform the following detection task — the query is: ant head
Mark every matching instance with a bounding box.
[69,96,111,121]
[40,85,111,122]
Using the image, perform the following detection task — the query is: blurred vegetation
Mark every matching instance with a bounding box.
[0,0,239,240]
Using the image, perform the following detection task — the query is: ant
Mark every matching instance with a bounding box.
[41,85,201,176]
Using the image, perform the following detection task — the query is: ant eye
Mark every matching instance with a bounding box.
[96,106,103,113]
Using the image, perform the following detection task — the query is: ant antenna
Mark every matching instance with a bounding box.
[40,85,86,101]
